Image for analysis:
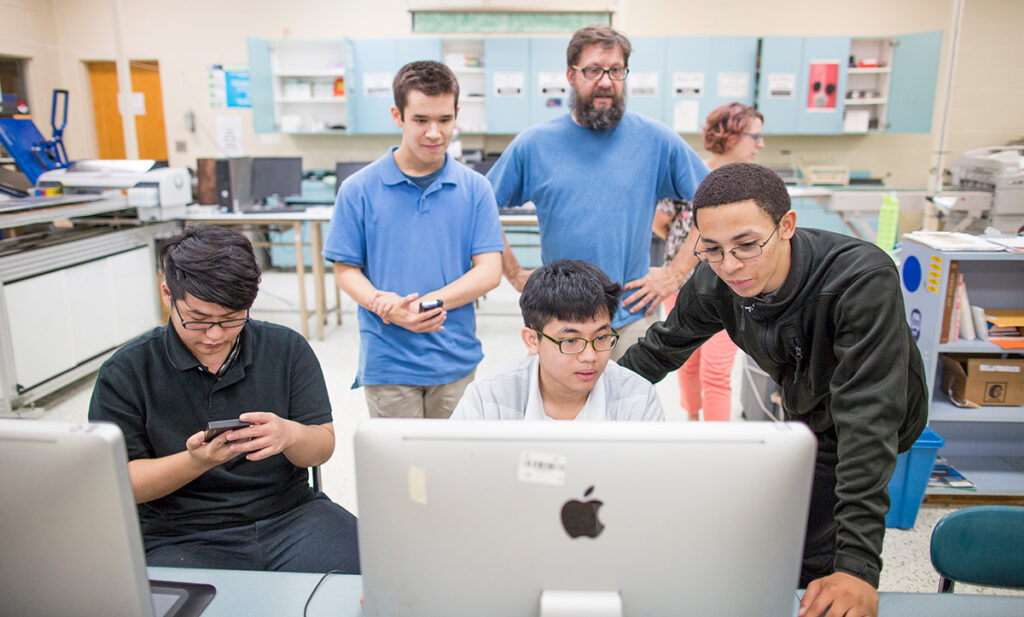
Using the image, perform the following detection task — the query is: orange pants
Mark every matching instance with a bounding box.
[665,295,737,421]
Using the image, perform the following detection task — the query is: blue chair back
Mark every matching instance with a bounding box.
[930,505,1024,592]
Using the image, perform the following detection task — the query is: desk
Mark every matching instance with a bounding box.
[149,567,1024,617]
[182,208,338,341]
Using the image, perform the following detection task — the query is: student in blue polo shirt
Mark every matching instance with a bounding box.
[324,60,503,419]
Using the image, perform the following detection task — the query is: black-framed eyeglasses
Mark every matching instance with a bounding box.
[173,301,249,331]
[693,225,780,264]
[572,65,630,81]
[743,131,764,142]
[533,328,619,355]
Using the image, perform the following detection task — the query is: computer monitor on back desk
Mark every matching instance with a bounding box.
[334,161,370,193]
[355,420,816,617]
[250,156,302,205]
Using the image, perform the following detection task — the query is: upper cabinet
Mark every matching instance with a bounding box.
[248,31,942,137]
[758,36,850,135]
[887,31,943,134]
[249,38,352,135]
[349,38,443,135]
[484,38,531,135]
[527,36,572,128]
[758,32,941,135]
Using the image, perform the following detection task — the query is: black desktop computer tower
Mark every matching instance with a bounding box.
[197,157,252,211]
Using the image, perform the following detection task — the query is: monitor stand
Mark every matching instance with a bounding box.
[540,590,622,617]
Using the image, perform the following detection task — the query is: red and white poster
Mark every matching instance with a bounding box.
[806,61,839,111]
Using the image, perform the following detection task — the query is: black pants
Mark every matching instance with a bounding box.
[144,493,360,574]
[799,458,840,588]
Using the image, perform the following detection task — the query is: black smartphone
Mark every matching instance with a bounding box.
[204,419,250,442]
[419,299,443,313]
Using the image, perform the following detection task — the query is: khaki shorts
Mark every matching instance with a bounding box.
[364,371,476,419]
[611,313,660,362]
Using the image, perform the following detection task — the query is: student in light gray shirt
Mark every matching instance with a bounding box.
[451,260,664,422]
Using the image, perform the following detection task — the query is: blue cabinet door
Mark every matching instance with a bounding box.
[247,37,275,134]
[757,36,803,134]
[350,38,442,134]
[797,36,850,134]
[707,36,759,111]
[887,30,943,133]
[665,36,710,134]
[628,36,667,124]
[529,36,571,126]
[485,38,531,134]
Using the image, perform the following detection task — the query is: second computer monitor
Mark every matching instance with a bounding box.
[355,419,816,617]
[250,157,302,203]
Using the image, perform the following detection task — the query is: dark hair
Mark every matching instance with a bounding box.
[703,102,764,155]
[520,259,621,330]
[392,60,460,118]
[161,225,261,311]
[692,163,791,226]
[566,25,632,68]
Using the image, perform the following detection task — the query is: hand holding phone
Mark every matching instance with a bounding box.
[418,299,443,313]
[204,419,250,442]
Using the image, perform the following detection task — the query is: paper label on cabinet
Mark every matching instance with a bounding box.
[628,72,659,98]
[673,72,703,97]
[717,72,750,99]
[538,72,567,96]
[363,72,393,98]
[494,72,525,97]
[767,73,795,99]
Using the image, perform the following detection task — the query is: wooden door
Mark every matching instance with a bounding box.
[86,60,168,160]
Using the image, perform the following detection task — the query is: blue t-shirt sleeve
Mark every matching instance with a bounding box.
[322,177,367,266]
[486,139,527,208]
[471,177,505,255]
[657,133,710,203]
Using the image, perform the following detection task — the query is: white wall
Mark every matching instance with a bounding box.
[2,0,1021,187]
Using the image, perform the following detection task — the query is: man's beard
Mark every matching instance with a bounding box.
[571,87,625,130]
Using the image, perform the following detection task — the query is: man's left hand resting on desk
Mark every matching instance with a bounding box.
[799,572,878,617]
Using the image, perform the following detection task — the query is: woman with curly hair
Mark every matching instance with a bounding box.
[652,102,764,421]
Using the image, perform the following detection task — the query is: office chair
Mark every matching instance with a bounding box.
[930,505,1024,592]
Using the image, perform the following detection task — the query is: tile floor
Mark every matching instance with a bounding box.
[22,271,1022,596]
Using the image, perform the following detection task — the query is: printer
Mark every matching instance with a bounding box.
[951,146,1024,233]
[36,159,190,220]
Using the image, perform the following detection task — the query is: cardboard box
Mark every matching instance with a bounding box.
[941,355,1024,407]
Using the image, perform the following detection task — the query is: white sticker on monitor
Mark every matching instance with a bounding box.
[518,451,567,486]
[408,466,428,504]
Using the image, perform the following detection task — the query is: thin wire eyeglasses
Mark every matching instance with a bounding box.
[571,65,630,81]
[743,132,764,142]
[533,328,620,355]
[693,225,780,264]
[173,301,249,331]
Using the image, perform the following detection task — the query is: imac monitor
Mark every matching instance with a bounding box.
[355,420,816,617]
[249,156,303,203]
[334,161,370,193]
[0,420,214,617]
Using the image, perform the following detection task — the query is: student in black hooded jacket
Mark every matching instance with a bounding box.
[618,162,927,617]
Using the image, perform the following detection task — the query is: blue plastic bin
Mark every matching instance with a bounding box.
[886,427,945,529]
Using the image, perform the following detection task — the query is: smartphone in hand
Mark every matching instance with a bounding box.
[204,419,250,442]
[418,299,443,313]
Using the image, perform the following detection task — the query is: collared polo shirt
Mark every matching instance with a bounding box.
[88,320,332,536]
[323,147,504,387]
[523,356,607,421]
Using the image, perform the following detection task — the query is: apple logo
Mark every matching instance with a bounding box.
[560,486,604,539]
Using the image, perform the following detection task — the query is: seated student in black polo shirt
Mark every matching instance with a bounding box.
[89,225,359,573]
